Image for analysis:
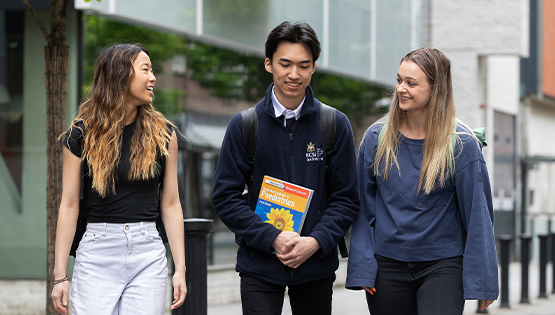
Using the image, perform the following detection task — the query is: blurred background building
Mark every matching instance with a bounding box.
[520,0,555,257]
[1,0,553,312]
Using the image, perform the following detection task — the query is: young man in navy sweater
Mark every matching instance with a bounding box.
[212,21,360,315]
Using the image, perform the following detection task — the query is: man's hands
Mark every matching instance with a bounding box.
[272,232,320,269]
[272,231,299,254]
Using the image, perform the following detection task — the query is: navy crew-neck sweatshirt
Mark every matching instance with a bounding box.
[346,122,499,301]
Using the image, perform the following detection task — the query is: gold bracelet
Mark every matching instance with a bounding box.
[53,276,68,285]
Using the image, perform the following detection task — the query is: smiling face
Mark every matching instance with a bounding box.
[265,41,315,110]
[126,51,156,107]
[396,60,432,115]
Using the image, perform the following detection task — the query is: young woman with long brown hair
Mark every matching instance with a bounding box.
[346,47,498,314]
[50,43,186,315]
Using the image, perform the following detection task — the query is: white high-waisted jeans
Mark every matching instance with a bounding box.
[71,222,168,315]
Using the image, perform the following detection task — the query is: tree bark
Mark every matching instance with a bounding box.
[21,1,71,314]
[45,44,69,315]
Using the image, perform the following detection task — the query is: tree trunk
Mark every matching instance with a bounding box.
[45,44,69,315]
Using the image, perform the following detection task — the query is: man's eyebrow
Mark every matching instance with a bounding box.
[279,57,312,64]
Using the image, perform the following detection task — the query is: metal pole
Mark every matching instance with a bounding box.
[539,234,549,298]
[551,230,555,294]
[173,218,214,315]
[520,161,528,234]
[520,234,532,304]
[498,235,513,308]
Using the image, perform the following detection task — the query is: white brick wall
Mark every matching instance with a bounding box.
[446,50,484,128]
[430,0,528,129]
[431,0,529,56]
[487,56,521,116]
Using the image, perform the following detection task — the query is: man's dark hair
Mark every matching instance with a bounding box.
[265,21,321,62]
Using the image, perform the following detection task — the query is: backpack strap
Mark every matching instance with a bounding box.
[320,103,336,158]
[241,105,258,186]
[449,125,488,186]
[319,103,349,258]
[472,127,488,148]
[236,105,258,246]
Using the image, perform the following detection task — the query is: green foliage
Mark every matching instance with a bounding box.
[185,42,272,101]
[202,0,268,45]
[83,15,188,117]
[311,72,388,126]
[82,14,387,125]
[83,15,187,86]
[153,89,186,118]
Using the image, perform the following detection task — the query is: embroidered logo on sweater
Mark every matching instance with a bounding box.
[306,142,324,162]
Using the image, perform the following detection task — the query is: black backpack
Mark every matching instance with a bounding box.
[239,103,348,258]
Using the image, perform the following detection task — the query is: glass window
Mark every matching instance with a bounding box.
[375,0,412,84]
[328,0,371,78]
[116,0,197,34]
[76,0,197,34]
[268,0,323,35]
[0,10,24,213]
[203,0,269,49]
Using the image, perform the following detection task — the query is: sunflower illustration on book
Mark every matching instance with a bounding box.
[265,208,295,231]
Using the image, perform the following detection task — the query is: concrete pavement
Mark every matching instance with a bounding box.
[208,261,555,315]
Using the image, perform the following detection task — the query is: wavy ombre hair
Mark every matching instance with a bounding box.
[62,44,173,197]
[373,47,457,194]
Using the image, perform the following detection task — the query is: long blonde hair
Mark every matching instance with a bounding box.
[62,44,174,197]
[373,47,457,194]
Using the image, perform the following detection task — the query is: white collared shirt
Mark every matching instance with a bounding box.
[271,86,304,126]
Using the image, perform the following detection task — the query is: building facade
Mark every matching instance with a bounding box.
[430,0,529,243]
[520,0,555,244]
[0,1,80,279]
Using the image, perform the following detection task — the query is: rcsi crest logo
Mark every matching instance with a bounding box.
[306,142,324,162]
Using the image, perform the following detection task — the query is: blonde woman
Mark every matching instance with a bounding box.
[50,44,186,315]
[346,47,498,315]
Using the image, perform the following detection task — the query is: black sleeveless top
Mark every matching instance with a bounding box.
[63,121,167,223]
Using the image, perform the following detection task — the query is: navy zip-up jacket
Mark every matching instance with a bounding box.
[212,84,360,285]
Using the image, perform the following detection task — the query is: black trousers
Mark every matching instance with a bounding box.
[366,255,464,315]
[240,272,335,315]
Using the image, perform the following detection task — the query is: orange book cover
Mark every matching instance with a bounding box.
[254,175,314,233]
